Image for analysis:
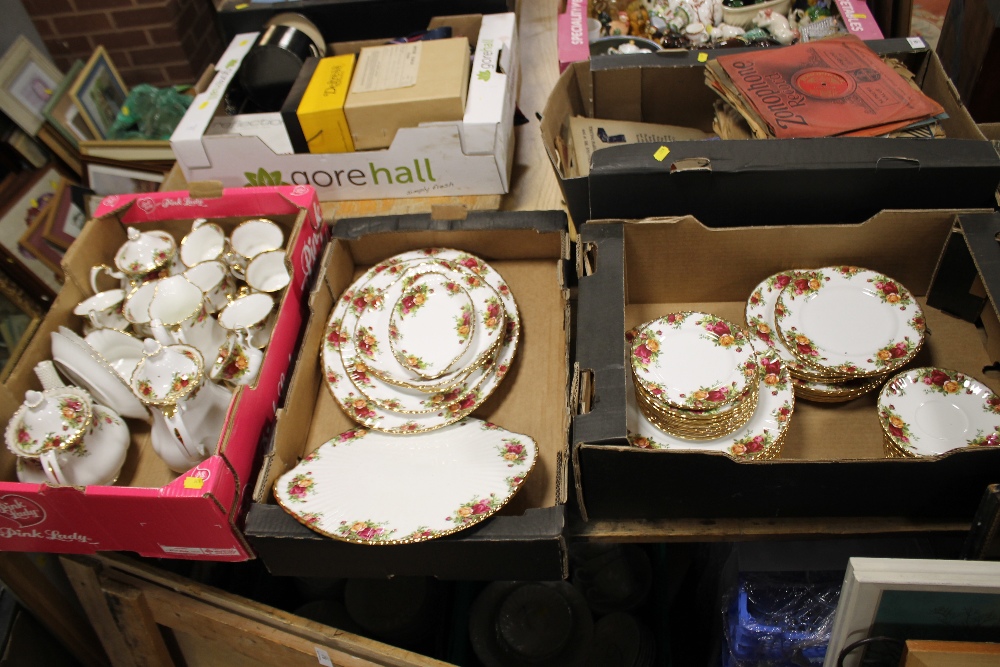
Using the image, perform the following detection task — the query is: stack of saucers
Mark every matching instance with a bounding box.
[745,267,925,403]
[878,367,1000,458]
[629,312,760,441]
[322,248,519,434]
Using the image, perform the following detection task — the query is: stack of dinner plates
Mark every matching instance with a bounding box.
[745,266,926,402]
[322,248,519,434]
[628,312,762,442]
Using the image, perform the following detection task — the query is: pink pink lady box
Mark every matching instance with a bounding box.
[558,0,591,72]
[0,186,328,560]
[834,0,885,39]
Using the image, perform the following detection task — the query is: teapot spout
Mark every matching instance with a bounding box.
[149,319,174,347]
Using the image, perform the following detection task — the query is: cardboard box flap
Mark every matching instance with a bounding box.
[92,187,319,224]
[588,139,1000,225]
[171,33,259,169]
[334,210,566,238]
[461,13,518,156]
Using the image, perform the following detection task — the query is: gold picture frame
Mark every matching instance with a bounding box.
[69,46,128,140]
[0,36,64,136]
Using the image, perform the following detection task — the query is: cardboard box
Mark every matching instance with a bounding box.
[172,13,518,200]
[937,0,1000,121]
[568,116,713,177]
[297,54,356,154]
[541,40,1000,227]
[0,186,329,560]
[572,210,1000,521]
[344,38,469,150]
[244,211,572,580]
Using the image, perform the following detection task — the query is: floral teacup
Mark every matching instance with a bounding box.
[227,218,284,279]
[245,249,290,295]
[180,219,227,268]
[74,288,128,332]
[217,292,275,349]
[184,260,236,314]
[210,329,263,386]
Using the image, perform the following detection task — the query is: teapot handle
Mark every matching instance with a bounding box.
[34,361,67,391]
[90,264,125,294]
[40,450,68,486]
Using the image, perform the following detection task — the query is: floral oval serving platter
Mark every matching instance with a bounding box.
[774,267,925,377]
[627,346,795,460]
[273,418,537,544]
[389,272,476,379]
[323,248,520,433]
[630,312,754,411]
[877,367,1000,457]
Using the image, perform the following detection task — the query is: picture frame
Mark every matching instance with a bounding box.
[18,193,64,278]
[0,266,44,383]
[825,558,1000,667]
[0,36,63,136]
[0,165,64,302]
[42,59,94,147]
[69,46,128,140]
[85,161,164,196]
[42,178,86,250]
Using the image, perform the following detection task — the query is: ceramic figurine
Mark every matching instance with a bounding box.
[754,8,798,44]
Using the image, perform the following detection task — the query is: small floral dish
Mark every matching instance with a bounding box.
[878,367,1000,457]
[630,312,754,411]
[273,418,537,544]
[774,267,925,377]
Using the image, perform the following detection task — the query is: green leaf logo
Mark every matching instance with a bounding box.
[244,168,286,187]
[477,70,491,82]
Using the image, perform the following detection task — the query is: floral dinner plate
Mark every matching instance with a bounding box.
[630,312,754,411]
[774,267,925,376]
[273,418,537,544]
[878,367,1000,457]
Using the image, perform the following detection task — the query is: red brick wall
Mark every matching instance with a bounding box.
[23,0,223,88]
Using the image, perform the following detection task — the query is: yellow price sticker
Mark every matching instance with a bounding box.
[653,146,670,161]
[852,12,867,17]
[235,3,248,8]
[697,52,708,63]
[184,476,205,489]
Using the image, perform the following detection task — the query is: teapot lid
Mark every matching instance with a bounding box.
[5,386,93,458]
[130,339,205,407]
[114,226,177,277]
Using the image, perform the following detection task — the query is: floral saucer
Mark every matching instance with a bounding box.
[877,367,1000,457]
[627,346,795,460]
[774,267,925,377]
[273,418,537,544]
[630,312,753,411]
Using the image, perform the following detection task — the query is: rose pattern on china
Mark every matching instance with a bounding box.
[836,265,864,278]
[506,475,525,492]
[337,519,395,542]
[423,387,463,409]
[325,319,346,350]
[498,438,527,467]
[346,396,379,424]
[286,472,315,502]
[679,383,737,410]
[401,526,439,541]
[326,370,341,387]
[767,271,796,291]
[354,326,379,359]
[880,405,913,445]
[759,357,788,394]
[746,314,775,347]
[788,271,827,297]
[398,351,428,371]
[909,313,926,333]
[696,314,746,350]
[345,286,383,315]
[871,338,918,369]
[869,275,913,307]
[448,494,499,526]
[299,512,323,525]
[396,284,431,318]
[445,391,480,417]
[729,431,773,459]
[482,298,503,331]
[218,342,250,381]
[968,427,1000,448]
[631,328,662,371]
[455,303,473,342]
[985,395,1000,416]
[456,254,485,274]
[628,432,666,450]
[915,368,964,395]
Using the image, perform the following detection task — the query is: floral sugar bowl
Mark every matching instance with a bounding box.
[5,361,130,487]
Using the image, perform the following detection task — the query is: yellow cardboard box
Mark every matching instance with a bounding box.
[297,54,356,154]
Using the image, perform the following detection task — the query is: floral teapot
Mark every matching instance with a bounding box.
[129,339,231,472]
[5,361,130,487]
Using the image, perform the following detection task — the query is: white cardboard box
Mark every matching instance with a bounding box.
[171,13,518,200]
